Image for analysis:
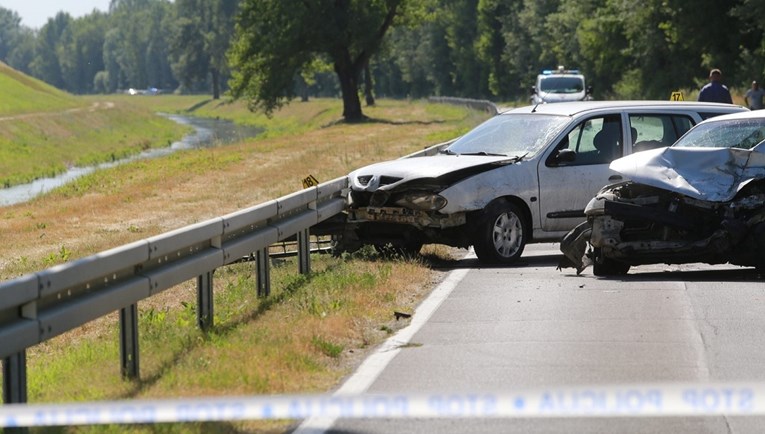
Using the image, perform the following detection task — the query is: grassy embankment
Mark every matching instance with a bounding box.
[0,63,191,189]
[1,81,491,432]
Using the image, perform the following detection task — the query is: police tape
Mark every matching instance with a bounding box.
[1,383,763,427]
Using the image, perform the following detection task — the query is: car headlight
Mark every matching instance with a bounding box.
[584,197,605,215]
[394,192,447,211]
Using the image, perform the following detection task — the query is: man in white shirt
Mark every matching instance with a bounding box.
[745,80,765,110]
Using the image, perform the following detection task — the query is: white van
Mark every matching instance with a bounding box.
[531,66,592,104]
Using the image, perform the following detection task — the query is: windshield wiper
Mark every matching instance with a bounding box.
[459,151,508,157]
[512,152,529,162]
[439,148,458,155]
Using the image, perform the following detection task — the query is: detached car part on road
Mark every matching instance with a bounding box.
[560,110,765,275]
[342,101,746,264]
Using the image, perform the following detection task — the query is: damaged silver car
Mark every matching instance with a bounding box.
[343,101,746,264]
[560,110,765,276]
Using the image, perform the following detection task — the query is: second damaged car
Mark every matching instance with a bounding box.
[561,110,765,276]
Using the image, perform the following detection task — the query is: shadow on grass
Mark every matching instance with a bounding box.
[114,261,345,401]
[322,116,446,128]
[184,99,214,113]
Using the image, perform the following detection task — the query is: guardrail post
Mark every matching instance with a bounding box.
[256,248,270,297]
[2,351,27,404]
[197,271,214,331]
[119,304,140,380]
[298,229,311,275]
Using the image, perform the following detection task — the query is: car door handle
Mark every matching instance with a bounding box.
[608,175,623,182]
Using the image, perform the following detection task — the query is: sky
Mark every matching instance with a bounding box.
[0,0,111,29]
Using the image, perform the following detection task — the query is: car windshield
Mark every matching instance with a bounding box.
[445,114,570,157]
[673,118,765,150]
[539,76,584,93]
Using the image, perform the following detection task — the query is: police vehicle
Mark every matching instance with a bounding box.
[531,66,592,104]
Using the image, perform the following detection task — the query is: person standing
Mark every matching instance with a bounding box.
[745,80,765,109]
[698,68,733,104]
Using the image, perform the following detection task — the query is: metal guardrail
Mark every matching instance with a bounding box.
[427,97,498,115]
[1,176,349,404]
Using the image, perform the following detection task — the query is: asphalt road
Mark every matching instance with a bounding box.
[301,243,765,433]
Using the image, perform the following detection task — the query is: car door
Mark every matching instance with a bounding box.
[536,113,626,232]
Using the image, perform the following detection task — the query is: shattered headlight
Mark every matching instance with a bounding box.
[394,192,447,211]
[585,192,619,216]
[584,197,607,215]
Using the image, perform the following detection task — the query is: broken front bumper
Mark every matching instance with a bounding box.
[349,206,466,229]
[558,221,593,274]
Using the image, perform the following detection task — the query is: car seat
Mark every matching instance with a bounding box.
[593,123,621,163]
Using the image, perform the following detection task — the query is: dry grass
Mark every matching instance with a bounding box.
[0,97,485,432]
[1,98,485,277]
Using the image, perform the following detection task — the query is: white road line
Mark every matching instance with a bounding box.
[292,252,474,433]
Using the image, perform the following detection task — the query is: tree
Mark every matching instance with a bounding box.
[0,7,22,62]
[476,0,511,98]
[170,0,237,98]
[57,12,108,93]
[229,0,406,122]
[108,0,175,91]
[30,13,71,90]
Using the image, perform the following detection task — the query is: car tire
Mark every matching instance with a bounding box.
[473,200,528,264]
[592,247,630,276]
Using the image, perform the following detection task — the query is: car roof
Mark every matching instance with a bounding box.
[694,107,765,124]
[502,100,748,117]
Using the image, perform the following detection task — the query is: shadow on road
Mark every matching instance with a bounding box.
[423,252,563,270]
[420,250,763,283]
[601,266,764,284]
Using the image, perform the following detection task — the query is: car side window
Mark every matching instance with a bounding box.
[629,114,694,153]
[547,115,622,166]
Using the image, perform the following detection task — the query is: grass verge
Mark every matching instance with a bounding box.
[0,100,190,188]
[0,97,488,433]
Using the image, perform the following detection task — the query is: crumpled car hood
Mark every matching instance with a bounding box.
[610,146,765,202]
[349,155,514,191]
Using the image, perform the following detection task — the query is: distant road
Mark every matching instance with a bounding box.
[303,243,765,433]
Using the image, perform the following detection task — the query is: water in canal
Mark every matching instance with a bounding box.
[0,114,262,206]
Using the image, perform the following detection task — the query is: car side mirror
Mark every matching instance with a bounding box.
[530,86,536,95]
[556,149,577,163]
[586,86,593,95]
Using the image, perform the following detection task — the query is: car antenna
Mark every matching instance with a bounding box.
[531,103,540,113]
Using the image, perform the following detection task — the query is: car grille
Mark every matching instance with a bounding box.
[355,175,403,187]
[357,175,373,186]
[351,190,393,207]
[379,176,403,185]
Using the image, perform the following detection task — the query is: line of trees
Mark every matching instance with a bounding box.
[1,0,764,110]
[0,0,237,97]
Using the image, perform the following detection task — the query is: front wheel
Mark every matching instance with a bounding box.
[473,200,529,264]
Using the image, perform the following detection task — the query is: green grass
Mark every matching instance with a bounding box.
[0,101,191,188]
[112,94,349,138]
[0,62,78,115]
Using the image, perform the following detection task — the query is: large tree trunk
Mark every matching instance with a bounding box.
[335,61,364,122]
[364,62,375,106]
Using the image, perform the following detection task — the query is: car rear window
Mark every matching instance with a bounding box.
[629,114,694,152]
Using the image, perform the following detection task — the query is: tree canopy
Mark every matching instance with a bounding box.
[3,0,765,110]
[228,0,405,122]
